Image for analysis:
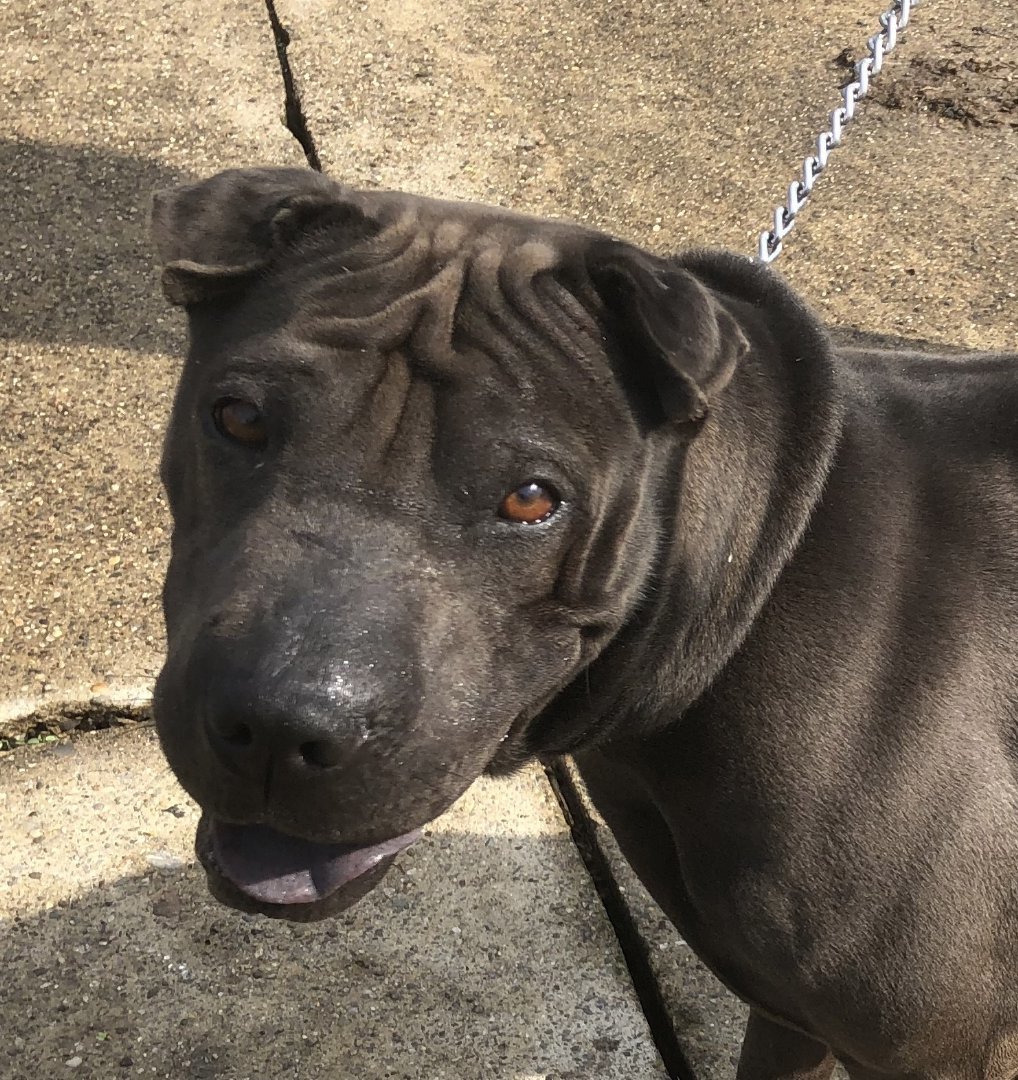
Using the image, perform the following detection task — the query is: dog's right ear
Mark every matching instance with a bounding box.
[151,167,367,306]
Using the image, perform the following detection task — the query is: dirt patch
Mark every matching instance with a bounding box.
[835,26,1016,129]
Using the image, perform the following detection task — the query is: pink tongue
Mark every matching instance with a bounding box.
[210,820,421,905]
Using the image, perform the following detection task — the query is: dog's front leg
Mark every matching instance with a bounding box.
[737,1010,836,1080]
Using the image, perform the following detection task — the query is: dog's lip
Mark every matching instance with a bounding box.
[201,815,423,907]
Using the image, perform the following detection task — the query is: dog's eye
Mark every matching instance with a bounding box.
[211,398,267,448]
[498,481,560,525]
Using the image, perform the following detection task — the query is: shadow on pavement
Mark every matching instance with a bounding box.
[1,831,674,1080]
[0,137,189,354]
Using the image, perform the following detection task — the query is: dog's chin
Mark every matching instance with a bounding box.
[193,814,415,923]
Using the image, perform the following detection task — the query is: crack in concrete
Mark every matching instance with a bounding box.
[264,0,322,171]
[545,761,695,1080]
[0,702,151,753]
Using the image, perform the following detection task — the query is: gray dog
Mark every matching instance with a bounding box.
[150,167,1018,1080]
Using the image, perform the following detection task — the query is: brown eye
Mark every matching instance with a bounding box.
[211,398,267,447]
[498,481,560,524]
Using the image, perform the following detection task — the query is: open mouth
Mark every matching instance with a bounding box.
[195,814,423,921]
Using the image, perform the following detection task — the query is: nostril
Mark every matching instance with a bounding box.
[300,739,345,769]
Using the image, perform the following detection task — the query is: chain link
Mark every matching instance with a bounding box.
[755,0,923,264]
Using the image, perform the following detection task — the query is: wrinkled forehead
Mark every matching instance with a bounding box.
[272,193,605,381]
[353,185,602,254]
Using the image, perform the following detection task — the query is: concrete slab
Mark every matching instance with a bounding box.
[0,0,304,726]
[275,0,873,230]
[1,727,667,1079]
[776,5,1017,351]
[275,0,1015,347]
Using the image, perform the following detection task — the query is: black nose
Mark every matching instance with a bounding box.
[202,663,417,779]
[205,699,347,770]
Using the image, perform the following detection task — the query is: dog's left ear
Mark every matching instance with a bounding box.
[151,167,368,306]
[587,242,749,427]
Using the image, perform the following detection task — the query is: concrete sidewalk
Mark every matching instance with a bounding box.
[1,0,1015,1076]
[1,729,665,1079]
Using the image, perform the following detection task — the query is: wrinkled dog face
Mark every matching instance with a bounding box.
[150,168,742,920]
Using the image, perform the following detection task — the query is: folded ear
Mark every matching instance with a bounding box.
[587,241,749,427]
[150,167,367,306]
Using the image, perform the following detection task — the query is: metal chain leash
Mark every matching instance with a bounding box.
[755,0,924,264]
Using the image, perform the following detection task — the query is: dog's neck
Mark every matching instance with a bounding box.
[532,256,845,754]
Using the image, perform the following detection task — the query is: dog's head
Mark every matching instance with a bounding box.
[150,167,746,920]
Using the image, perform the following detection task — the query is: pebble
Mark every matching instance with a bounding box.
[144,850,186,872]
